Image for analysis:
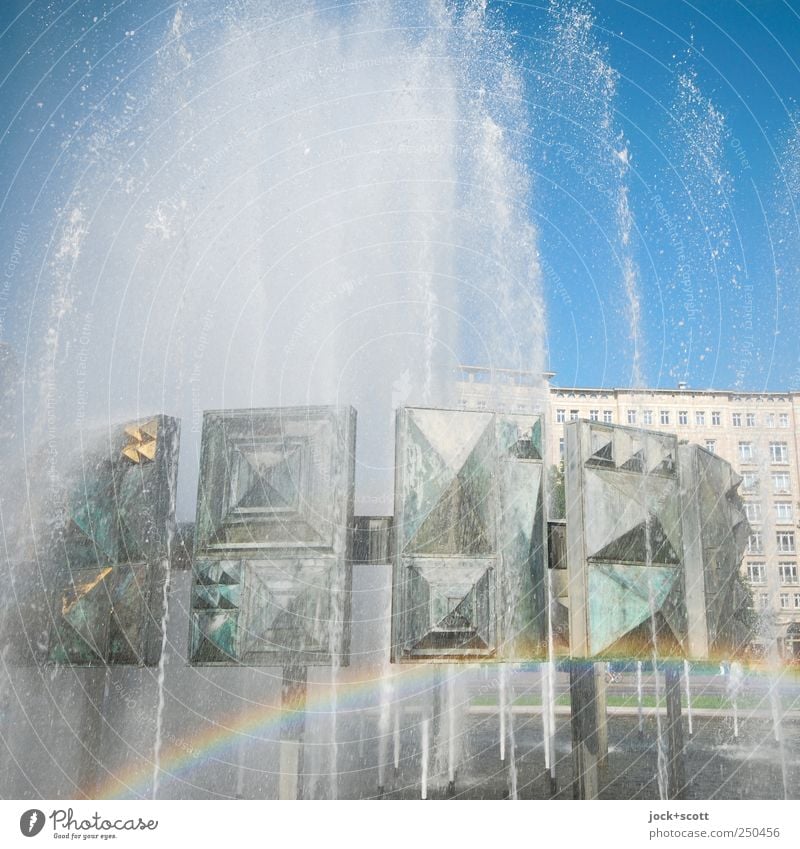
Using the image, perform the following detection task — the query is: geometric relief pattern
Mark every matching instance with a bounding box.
[47,415,180,666]
[678,444,750,658]
[190,407,355,666]
[392,407,545,662]
[566,421,686,659]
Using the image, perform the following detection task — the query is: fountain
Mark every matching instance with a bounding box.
[0,0,798,804]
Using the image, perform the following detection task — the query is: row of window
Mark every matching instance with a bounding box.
[737,441,789,463]
[743,502,794,522]
[747,563,799,584]
[555,409,615,423]
[554,409,792,428]
[754,592,800,610]
[734,412,791,428]
[742,472,791,493]
[746,531,796,554]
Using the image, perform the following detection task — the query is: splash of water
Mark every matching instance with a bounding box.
[14,0,545,522]
[540,0,643,382]
[664,58,733,383]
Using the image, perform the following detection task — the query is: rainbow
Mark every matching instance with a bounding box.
[87,659,800,799]
[89,663,441,800]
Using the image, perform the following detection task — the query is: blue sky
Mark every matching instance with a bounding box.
[1,0,800,397]
[504,0,800,391]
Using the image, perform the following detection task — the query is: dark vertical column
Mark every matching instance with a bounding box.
[664,665,686,799]
[279,666,307,800]
[570,661,599,800]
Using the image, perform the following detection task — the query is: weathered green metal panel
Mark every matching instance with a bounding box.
[392,407,546,662]
[190,406,355,666]
[46,415,180,666]
[566,420,748,660]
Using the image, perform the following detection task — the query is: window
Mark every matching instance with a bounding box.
[739,441,754,462]
[795,594,800,610]
[705,440,716,454]
[742,472,759,491]
[570,409,579,421]
[459,398,468,408]
[759,593,769,609]
[603,410,613,423]
[695,411,705,426]
[772,473,790,493]
[732,412,742,427]
[660,410,670,425]
[627,409,637,425]
[516,404,526,412]
[589,409,599,421]
[779,563,798,584]
[559,437,565,457]
[747,532,763,554]
[712,411,721,426]
[643,410,653,425]
[747,563,766,584]
[770,442,788,464]
[678,410,688,425]
[775,502,793,522]
[746,412,756,427]
[556,409,565,423]
[766,413,775,428]
[777,531,795,553]
[476,400,487,410]
[780,593,790,610]
[744,502,762,523]
[779,412,790,428]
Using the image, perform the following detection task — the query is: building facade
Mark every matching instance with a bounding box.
[456,366,800,659]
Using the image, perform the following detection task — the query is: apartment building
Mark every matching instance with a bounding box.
[456,366,800,660]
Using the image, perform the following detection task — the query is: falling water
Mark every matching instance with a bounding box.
[648,586,669,800]
[420,717,430,800]
[683,659,693,737]
[506,668,519,800]
[544,569,558,785]
[358,713,367,761]
[393,710,401,771]
[728,662,743,739]
[767,642,790,799]
[541,664,551,771]
[9,0,544,526]
[377,676,392,793]
[150,572,170,800]
[447,667,456,787]
[151,424,179,801]
[499,664,507,762]
[636,661,644,736]
[329,653,339,801]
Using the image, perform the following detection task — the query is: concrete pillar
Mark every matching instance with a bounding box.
[279,666,307,800]
[664,665,686,799]
[570,661,600,799]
